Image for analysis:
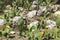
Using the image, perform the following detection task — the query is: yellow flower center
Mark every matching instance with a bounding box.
[6,25,10,29]
[45,26,49,29]
[41,31,44,35]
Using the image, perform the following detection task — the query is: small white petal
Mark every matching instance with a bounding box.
[46,19,56,29]
[10,31,15,34]
[0,19,5,26]
[29,21,39,27]
[27,10,37,18]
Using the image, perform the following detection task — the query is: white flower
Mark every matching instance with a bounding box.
[31,5,37,10]
[32,1,37,5]
[18,7,23,11]
[9,31,15,34]
[4,10,10,13]
[29,21,39,28]
[39,6,46,12]
[0,19,5,26]
[37,6,46,16]
[46,19,56,29]
[12,16,21,23]
[6,5,12,10]
[32,29,35,32]
[54,11,60,16]
[49,5,60,12]
[27,10,37,18]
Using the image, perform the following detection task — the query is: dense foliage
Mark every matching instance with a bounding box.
[0,0,60,40]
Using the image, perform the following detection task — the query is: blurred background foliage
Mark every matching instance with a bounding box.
[0,0,58,11]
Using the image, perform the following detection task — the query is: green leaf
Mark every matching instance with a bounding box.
[18,19,24,26]
[2,31,6,35]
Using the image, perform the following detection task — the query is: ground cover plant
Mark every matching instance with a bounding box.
[0,0,60,40]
